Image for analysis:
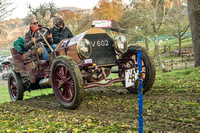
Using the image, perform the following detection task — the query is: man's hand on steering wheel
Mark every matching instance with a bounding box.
[32,26,54,52]
[32,27,50,45]
[32,27,51,40]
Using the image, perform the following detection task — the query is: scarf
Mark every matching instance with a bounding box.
[54,25,64,31]
[31,26,39,33]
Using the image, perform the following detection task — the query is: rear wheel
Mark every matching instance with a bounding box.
[119,46,156,94]
[51,56,84,109]
[8,70,24,101]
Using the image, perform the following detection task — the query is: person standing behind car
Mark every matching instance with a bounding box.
[24,18,55,63]
[50,17,73,46]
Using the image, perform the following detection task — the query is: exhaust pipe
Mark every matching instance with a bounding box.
[39,78,51,88]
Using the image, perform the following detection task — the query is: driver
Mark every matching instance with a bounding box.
[24,18,55,63]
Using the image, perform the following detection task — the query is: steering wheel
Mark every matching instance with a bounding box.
[32,26,53,52]
[32,26,50,38]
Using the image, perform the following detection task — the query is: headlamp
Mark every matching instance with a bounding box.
[77,38,92,58]
[114,35,128,53]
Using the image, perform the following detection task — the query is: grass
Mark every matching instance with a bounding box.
[161,38,192,46]
[0,86,53,103]
[148,37,192,55]
[155,68,200,91]
[0,68,200,132]
[148,37,193,70]
[0,86,10,103]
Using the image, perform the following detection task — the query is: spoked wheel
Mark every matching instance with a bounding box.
[119,46,156,94]
[51,56,84,109]
[8,70,24,101]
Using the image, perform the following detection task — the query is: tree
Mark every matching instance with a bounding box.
[187,0,200,67]
[124,0,173,72]
[167,4,190,56]
[58,9,76,23]
[93,0,124,21]
[57,8,91,34]
[122,2,154,51]
[0,0,15,20]
[27,2,58,26]
[0,25,8,49]
[73,15,93,35]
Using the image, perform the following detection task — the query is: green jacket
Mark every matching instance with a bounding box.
[13,37,27,53]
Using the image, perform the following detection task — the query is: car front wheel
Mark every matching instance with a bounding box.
[119,46,156,94]
[51,56,84,109]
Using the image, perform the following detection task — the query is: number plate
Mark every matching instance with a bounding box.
[84,59,93,64]
[125,68,139,88]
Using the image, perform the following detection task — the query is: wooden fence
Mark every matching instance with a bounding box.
[155,53,194,70]
[162,46,193,56]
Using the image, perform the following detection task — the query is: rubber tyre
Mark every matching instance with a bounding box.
[119,46,156,94]
[8,70,24,101]
[50,56,84,109]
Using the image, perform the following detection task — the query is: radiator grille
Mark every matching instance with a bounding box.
[84,33,117,66]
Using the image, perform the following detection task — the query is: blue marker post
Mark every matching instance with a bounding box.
[137,49,143,133]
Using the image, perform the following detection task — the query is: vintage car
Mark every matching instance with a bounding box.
[8,20,155,109]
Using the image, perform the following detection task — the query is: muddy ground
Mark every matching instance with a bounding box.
[1,86,199,132]
[0,71,199,132]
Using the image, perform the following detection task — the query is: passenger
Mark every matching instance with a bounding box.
[13,37,27,55]
[24,18,55,63]
[50,17,73,46]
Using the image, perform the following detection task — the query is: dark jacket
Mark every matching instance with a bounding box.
[50,27,73,44]
[13,37,27,53]
[25,25,53,50]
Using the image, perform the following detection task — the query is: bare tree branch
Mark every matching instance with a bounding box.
[0,0,15,20]
[27,2,58,26]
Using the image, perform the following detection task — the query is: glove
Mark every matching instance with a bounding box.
[19,50,23,55]
[36,37,43,43]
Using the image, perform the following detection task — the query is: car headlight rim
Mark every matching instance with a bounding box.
[77,38,92,58]
[114,35,128,53]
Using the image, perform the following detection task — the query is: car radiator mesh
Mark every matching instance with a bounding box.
[84,33,117,66]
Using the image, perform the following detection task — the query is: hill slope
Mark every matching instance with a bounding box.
[0,68,200,132]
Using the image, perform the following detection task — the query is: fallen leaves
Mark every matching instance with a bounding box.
[0,68,200,132]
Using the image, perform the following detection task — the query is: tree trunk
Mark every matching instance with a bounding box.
[178,37,182,56]
[187,0,200,67]
[154,34,167,72]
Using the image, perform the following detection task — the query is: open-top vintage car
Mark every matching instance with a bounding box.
[8,20,155,109]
